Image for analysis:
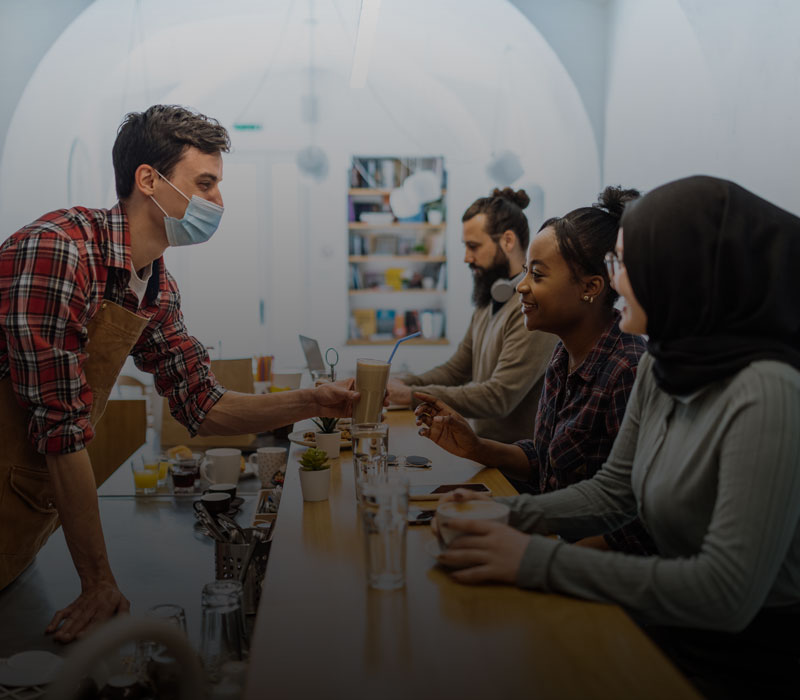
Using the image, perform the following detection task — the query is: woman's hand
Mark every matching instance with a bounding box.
[414,392,481,459]
[436,519,530,585]
[430,487,494,538]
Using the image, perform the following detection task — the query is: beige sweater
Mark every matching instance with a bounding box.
[404,298,556,443]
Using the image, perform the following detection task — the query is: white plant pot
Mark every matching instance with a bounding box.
[315,431,342,459]
[299,467,331,502]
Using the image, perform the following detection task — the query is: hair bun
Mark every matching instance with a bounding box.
[492,187,530,210]
[595,185,640,220]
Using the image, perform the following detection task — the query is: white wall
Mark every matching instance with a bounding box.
[604,0,800,215]
[0,0,600,374]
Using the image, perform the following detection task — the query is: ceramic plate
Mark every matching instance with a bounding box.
[288,430,352,449]
[0,651,63,686]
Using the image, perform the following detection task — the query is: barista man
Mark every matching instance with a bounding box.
[0,105,358,643]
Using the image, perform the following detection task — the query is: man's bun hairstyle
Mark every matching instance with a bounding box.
[463,188,531,249]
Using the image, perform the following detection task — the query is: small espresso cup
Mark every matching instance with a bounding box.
[201,448,242,485]
[193,492,232,517]
[435,500,510,549]
[204,483,237,499]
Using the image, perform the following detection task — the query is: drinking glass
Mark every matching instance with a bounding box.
[157,459,170,487]
[352,359,391,424]
[135,604,188,680]
[200,581,248,683]
[170,465,196,494]
[359,474,410,591]
[131,461,157,495]
[352,423,389,503]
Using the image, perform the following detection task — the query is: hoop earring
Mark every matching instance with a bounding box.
[589,296,594,304]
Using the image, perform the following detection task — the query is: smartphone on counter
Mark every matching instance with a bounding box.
[408,483,492,500]
[408,507,435,525]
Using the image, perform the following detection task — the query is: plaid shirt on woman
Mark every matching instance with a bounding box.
[0,203,224,455]
[515,313,656,555]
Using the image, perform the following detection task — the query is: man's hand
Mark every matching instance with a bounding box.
[46,582,130,643]
[386,378,412,407]
[314,378,360,417]
[45,450,128,643]
[414,392,481,459]
[436,519,530,585]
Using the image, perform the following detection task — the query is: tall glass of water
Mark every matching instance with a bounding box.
[352,423,389,503]
[359,473,409,591]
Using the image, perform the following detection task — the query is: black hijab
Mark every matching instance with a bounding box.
[621,175,800,395]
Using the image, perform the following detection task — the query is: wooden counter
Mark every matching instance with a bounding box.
[244,411,699,700]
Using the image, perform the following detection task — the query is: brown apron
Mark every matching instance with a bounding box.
[0,300,149,589]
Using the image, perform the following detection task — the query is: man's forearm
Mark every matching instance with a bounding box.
[46,450,117,587]
[198,389,321,436]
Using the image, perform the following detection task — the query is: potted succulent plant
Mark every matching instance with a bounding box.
[312,417,342,459]
[298,448,332,502]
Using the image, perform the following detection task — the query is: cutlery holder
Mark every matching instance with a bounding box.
[214,537,271,614]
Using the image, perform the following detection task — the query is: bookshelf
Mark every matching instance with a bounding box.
[347,156,448,344]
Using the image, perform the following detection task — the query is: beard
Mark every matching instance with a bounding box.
[470,247,511,308]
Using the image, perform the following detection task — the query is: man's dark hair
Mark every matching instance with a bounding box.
[539,185,640,308]
[112,104,231,199]
[462,187,531,249]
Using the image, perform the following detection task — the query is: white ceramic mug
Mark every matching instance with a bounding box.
[271,371,302,391]
[435,500,510,549]
[248,447,287,488]
[201,448,242,485]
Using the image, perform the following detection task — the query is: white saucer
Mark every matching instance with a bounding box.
[0,650,63,686]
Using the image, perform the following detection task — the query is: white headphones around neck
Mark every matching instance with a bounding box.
[490,271,525,303]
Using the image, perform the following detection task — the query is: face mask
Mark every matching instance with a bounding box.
[150,170,224,246]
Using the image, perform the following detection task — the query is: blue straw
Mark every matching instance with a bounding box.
[387,332,421,364]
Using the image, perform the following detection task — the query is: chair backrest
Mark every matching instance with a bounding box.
[116,375,146,390]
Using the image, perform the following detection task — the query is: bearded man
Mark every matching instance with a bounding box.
[386,189,555,442]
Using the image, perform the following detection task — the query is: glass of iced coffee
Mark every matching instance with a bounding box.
[352,358,391,424]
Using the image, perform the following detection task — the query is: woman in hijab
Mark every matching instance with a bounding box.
[423,176,800,698]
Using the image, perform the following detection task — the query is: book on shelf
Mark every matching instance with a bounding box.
[349,264,364,290]
[352,309,377,339]
[420,310,445,339]
[404,310,420,335]
[376,309,396,335]
[384,267,405,291]
[349,233,367,256]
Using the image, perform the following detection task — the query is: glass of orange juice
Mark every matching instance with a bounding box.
[131,461,158,495]
[157,458,170,486]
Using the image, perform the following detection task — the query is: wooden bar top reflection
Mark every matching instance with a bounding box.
[244,411,698,700]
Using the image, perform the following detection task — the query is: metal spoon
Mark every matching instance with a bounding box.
[217,513,247,543]
[238,536,260,584]
[194,503,227,542]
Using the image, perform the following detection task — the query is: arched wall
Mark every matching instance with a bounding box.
[0,0,600,369]
[604,0,800,214]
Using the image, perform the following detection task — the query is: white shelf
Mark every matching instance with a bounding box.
[349,289,445,295]
[348,222,445,231]
[349,255,446,263]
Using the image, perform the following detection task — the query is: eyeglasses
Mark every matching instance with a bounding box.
[604,251,624,278]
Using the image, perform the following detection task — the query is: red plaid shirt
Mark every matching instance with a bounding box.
[515,313,656,554]
[0,204,224,455]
